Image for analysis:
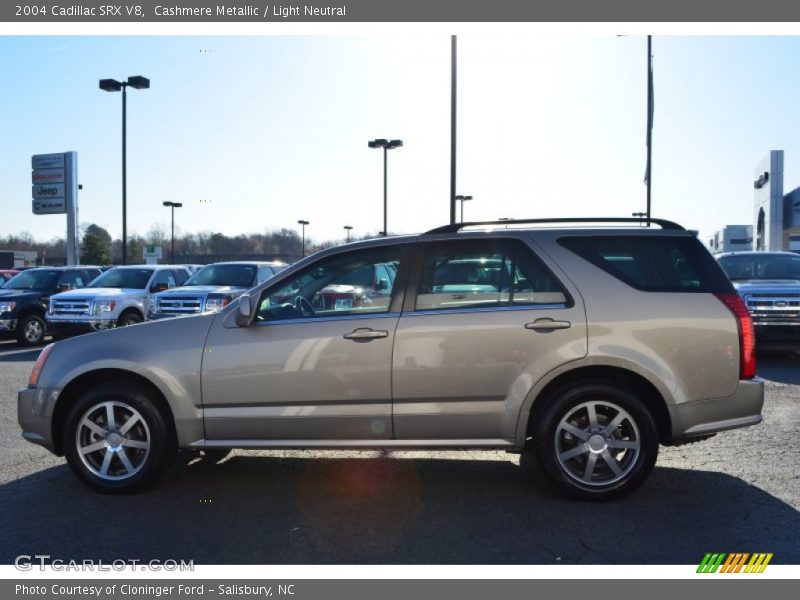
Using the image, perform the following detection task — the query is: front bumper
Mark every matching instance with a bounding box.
[753,324,800,352]
[18,386,59,454]
[0,318,18,333]
[47,318,115,337]
[669,378,764,440]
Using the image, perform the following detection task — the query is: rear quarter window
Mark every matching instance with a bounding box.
[558,235,733,293]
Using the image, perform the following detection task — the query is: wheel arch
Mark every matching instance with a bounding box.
[51,368,177,456]
[521,364,673,445]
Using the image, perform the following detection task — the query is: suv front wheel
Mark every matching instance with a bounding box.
[63,383,176,493]
[532,383,658,500]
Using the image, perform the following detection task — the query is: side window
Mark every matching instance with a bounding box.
[257,266,274,284]
[173,269,189,285]
[151,269,177,290]
[558,236,730,293]
[415,240,568,311]
[58,271,85,289]
[256,247,403,321]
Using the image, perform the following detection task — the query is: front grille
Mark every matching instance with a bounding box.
[745,294,800,323]
[51,298,93,316]
[157,296,203,314]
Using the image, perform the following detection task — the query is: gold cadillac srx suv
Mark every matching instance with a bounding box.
[19,218,764,499]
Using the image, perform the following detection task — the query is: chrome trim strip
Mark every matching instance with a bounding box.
[403,304,568,317]
[683,414,762,436]
[255,311,401,327]
[193,438,516,449]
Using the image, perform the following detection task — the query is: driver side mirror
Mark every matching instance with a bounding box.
[236,293,257,327]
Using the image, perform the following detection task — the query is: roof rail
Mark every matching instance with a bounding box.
[425,217,685,234]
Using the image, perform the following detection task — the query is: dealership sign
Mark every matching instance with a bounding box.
[30,152,80,265]
[31,152,76,215]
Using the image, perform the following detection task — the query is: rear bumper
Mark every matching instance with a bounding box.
[669,378,764,440]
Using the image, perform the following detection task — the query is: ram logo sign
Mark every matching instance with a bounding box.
[697,552,773,573]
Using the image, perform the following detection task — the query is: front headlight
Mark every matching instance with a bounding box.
[0,301,16,313]
[205,296,232,312]
[93,300,116,315]
[29,343,55,388]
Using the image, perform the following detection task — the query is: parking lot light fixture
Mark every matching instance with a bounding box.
[163,201,183,263]
[298,220,310,257]
[344,225,353,242]
[455,195,473,223]
[99,75,150,265]
[368,138,403,236]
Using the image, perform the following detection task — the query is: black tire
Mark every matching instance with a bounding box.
[16,314,46,346]
[62,382,176,493]
[529,383,658,501]
[118,311,143,327]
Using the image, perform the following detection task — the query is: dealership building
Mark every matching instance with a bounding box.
[710,150,800,253]
[752,150,800,251]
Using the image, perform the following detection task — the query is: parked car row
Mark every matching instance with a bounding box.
[0,261,287,345]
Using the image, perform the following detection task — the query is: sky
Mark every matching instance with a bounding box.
[3,34,800,247]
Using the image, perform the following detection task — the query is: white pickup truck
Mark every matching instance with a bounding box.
[46,265,191,338]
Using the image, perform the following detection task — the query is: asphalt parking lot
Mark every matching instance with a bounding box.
[1,338,798,565]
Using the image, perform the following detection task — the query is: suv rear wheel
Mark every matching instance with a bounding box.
[531,383,658,500]
[62,383,176,493]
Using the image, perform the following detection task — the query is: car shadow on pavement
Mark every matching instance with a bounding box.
[1,453,798,565]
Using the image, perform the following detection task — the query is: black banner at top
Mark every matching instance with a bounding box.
[3,0,800,22]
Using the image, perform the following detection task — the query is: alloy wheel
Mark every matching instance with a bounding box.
[554,400,641,486]
[75,401,151,481]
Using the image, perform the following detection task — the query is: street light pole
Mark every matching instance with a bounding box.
[99,75,150,265]
[163,202,183,262]
[368,138,403,236]
[344,225,353,242]
[455,194,473,223]
[298,220,309,258]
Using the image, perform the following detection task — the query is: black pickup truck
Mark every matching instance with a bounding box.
[0,266,101,345]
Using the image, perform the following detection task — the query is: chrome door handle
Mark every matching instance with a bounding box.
[343,328,389,341]
[525,318,572,332]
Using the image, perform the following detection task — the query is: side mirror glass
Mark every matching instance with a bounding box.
[236,293,256,327]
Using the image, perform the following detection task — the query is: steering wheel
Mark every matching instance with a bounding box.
[294,295,316,317]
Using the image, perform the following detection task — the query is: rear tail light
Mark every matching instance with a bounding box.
[715,293,756,379]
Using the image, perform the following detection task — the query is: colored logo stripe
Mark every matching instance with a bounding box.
[697,552,773,573]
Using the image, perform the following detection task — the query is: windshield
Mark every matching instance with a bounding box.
[1,270,59,291]
[184,264,257,288]
[719,254,800,281]
[88,268,154,289]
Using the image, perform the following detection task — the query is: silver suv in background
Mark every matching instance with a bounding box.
[149,261,286,319]
[717,251,800,353]
[46,265,191,337]
[19,218,763,499]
